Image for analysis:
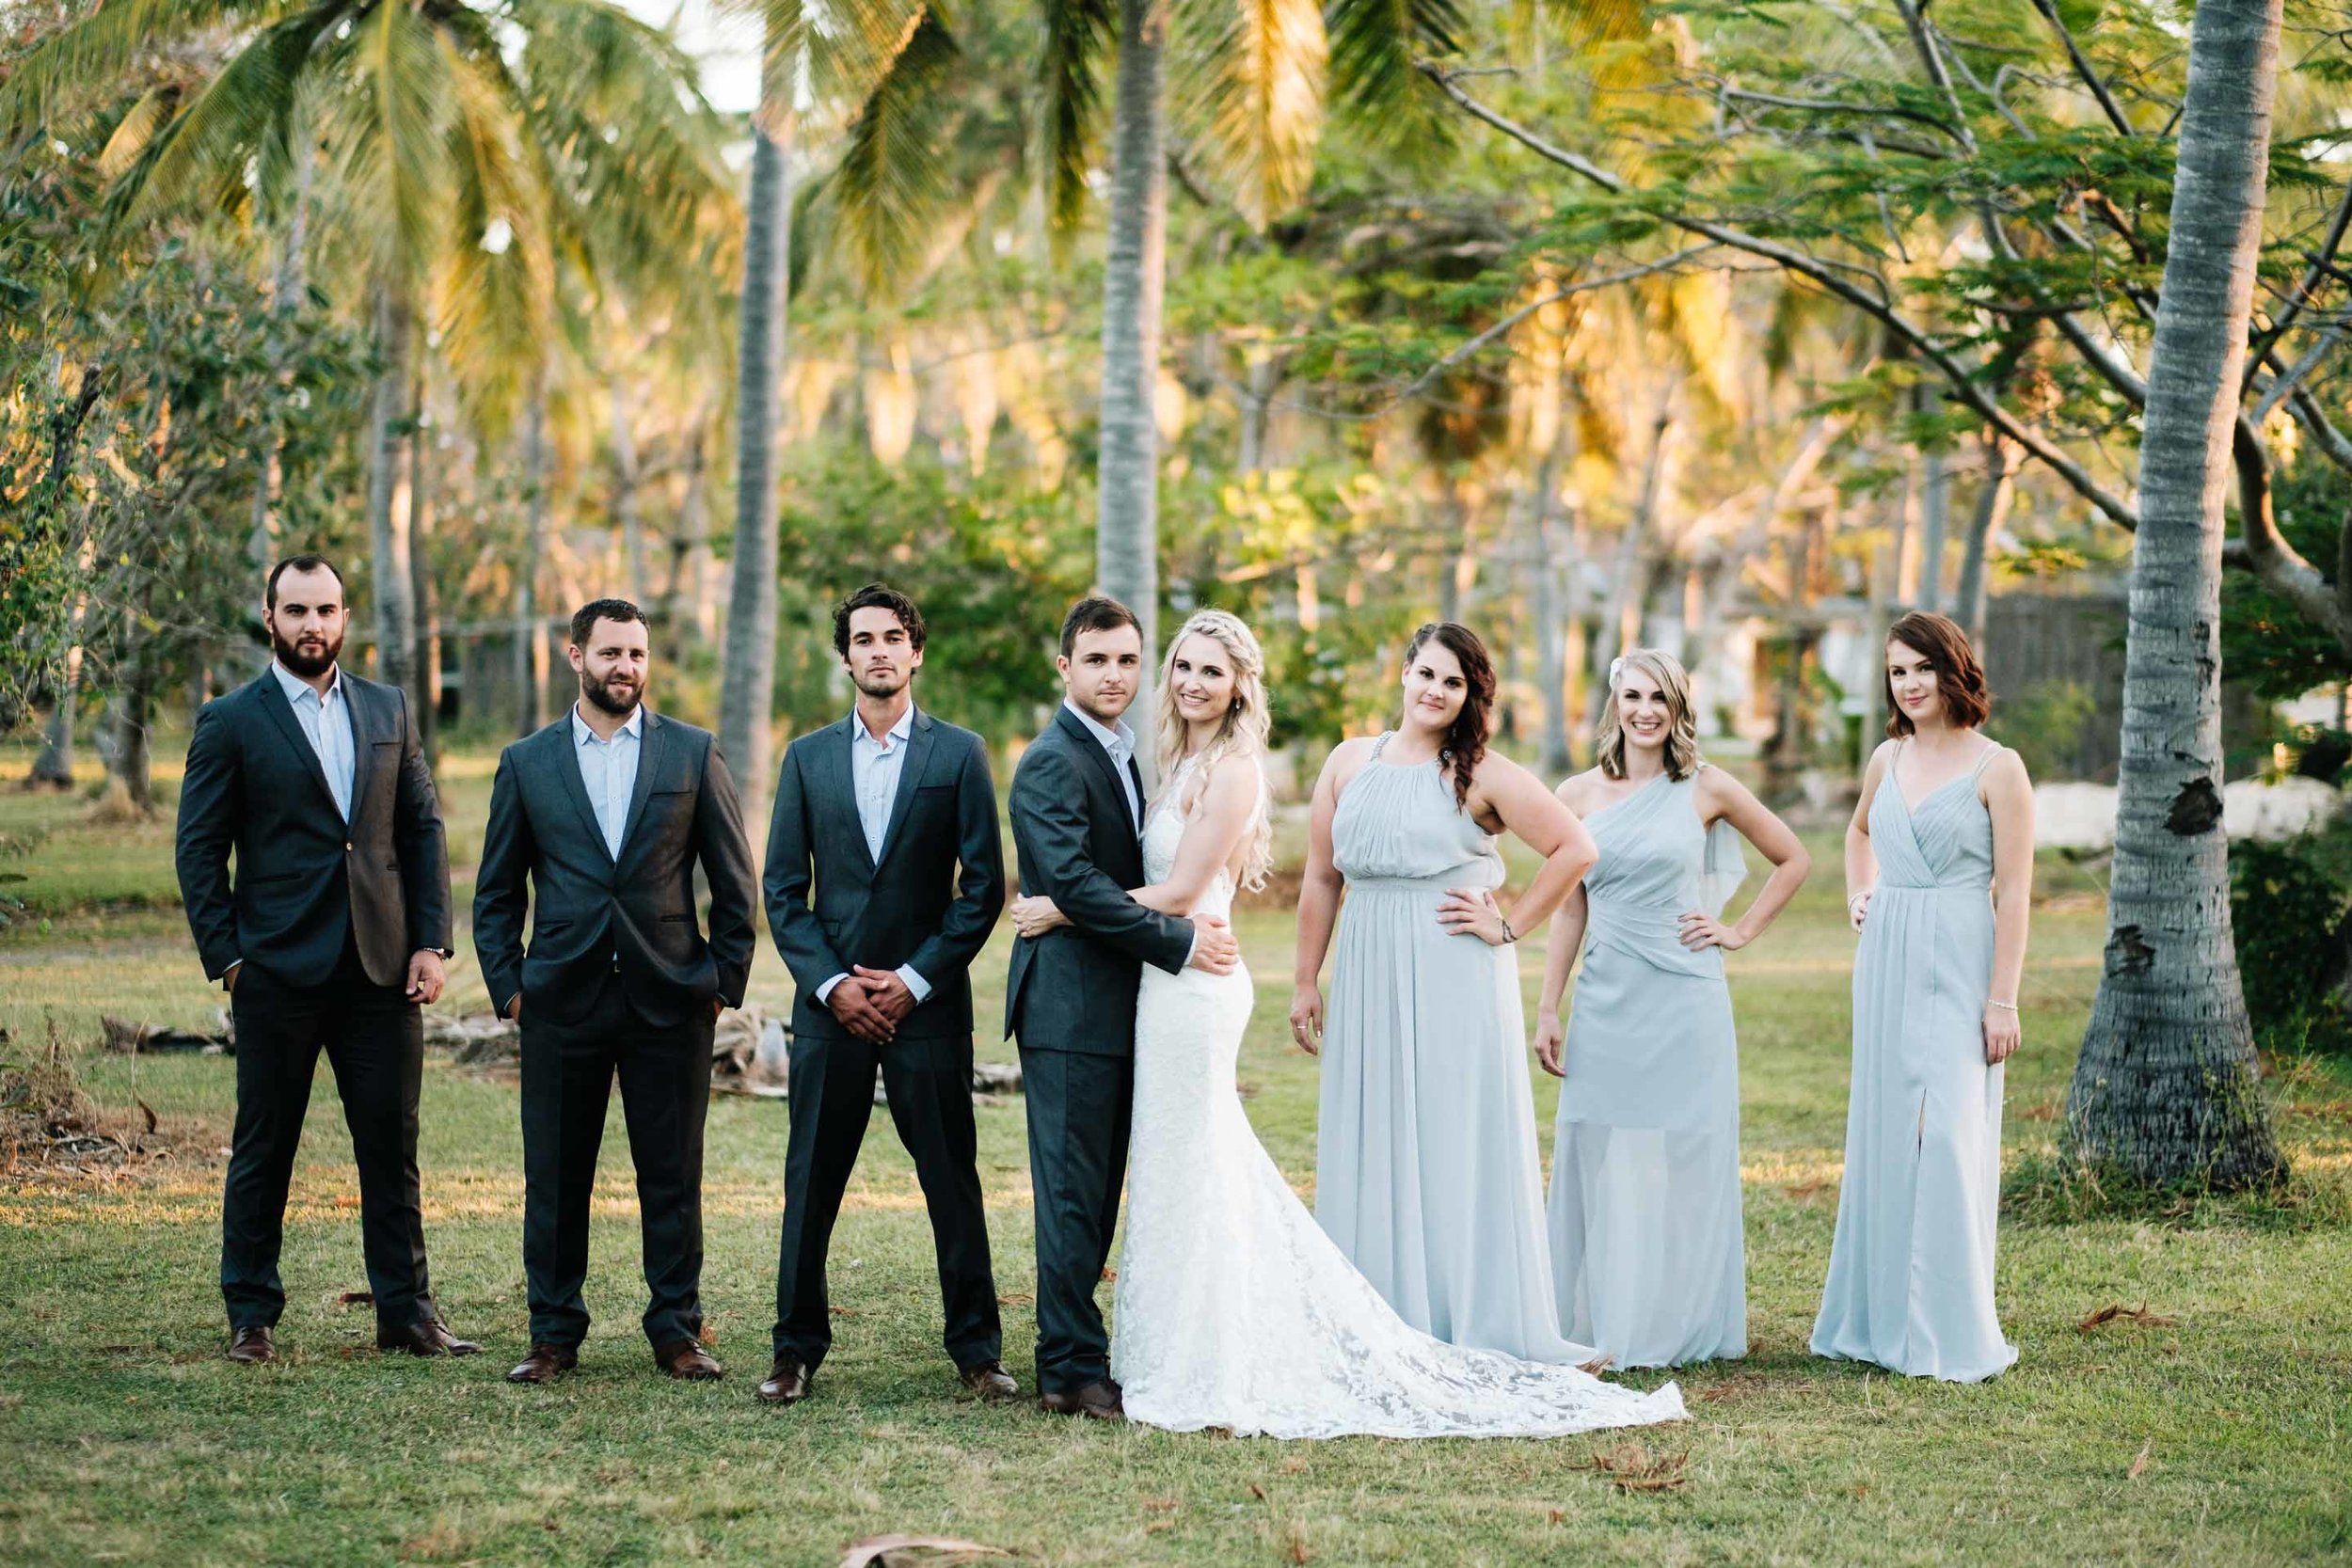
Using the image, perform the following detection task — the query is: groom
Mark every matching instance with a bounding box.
[1005,595,1238,1418]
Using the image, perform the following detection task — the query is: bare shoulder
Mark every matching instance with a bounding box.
[1554,767,1607,814]
[1319,735,1379,796]
[1983,743,2033,797]
[1204,748,1263,799]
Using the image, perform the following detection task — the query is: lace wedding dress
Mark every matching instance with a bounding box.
[1110,758,1687,1438]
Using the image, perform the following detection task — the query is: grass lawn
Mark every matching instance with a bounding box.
[3,748,2350,1565]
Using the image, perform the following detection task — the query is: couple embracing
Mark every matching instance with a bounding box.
[999,596,1682,1438]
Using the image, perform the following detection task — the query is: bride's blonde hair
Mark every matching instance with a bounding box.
[1153,609,1273,892]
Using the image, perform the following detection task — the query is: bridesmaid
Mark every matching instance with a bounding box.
[1812,610,2034,1382]
[1290,622,1599,1362]
[1536,649,1809,1369]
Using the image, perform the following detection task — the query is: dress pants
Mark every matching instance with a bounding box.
[771,1030,1000,1373]
[1017,1046,1132,1395]
[519,971,714,1350]
[222,938,433,1332]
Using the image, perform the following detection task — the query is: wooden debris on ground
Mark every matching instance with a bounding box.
[1581,1442,1692,1493]
[2078,1303,2179,1332]
[837,1535,1006,1568]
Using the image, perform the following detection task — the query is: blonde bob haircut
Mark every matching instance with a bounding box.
[1152,609,1274,892]
[1595,646,1702,782]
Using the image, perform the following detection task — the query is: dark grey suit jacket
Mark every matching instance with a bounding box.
[472,708,756,1029]
[175,668,452,990]
[1003,705,1194,1054]
[764,708,1004,1043]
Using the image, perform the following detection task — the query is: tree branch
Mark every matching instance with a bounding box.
[2025,0,2136,136]
[1422,64,2142,531]
[2245,176,2352,380]
[2233,416,2350,641]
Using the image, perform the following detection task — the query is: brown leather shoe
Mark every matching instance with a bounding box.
[958,1360,1019,1402]
[1038,1378,1124,1420]
[506,1344,578,1385]
[227,1325,276,1364]
[377,1318,484,1357]
[653,1338,723,1381]
[755,1354,811,1404]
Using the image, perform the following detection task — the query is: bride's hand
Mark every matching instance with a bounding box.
[1289,984,1324,1054]
[1010,894,1068,938]
[1437,887,1511,944]
[1534,1011,1565,1078]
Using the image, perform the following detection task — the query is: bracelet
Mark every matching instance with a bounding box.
[1498,913,1518,944]
[1987,998,2019,1012]
[1846,890,1870,910]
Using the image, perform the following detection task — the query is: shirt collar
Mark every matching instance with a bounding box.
[572,702,644,748]
[1063,697,1136,758]
[271,659,342,706]
[850,703,916,749]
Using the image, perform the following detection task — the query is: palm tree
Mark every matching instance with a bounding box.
[4,0,734,704]
[2062,0,2287,1190]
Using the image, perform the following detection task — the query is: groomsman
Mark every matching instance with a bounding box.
[473,598,756,1384]
[175,554,473,1363]
[757,584,1012,1406]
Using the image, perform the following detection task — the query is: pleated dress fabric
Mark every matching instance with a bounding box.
[1548,768,1750,1369]
[1810,741,2018,1383]
[1315,735,1592,1364]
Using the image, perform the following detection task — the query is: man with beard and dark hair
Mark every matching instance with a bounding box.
[755,583,1011,1407]
[473,597,756,1385]
[175,553,472,1364]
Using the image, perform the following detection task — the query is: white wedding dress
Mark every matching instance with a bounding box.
[1109,759,1686,1438]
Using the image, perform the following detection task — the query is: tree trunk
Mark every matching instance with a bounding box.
[104,625,155,815]
[611,374,648,606]
[675,418,714,648]
[1533,428,1575,775]
[719,89,795,800]
[1915,385,1948,611]
[516,382,549,737]
[1097,0,1170,771]
[2064,0,2286,1191]
[407,361,438,766]
[365,283,417,691]
[1954,429,2014,644]
[248,130,312,569]
[1586,404,1674,728]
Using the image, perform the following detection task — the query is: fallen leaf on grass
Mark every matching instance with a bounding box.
[995,1293,1034,1307]
[829,1306,859,1317]
[1547,1508,1566,1525]
[838,1534,1007,1568]
[1248,1482,1268,1502]
[1141,1498,1177,1513]
[1577,1354,1615,1376]
[1581,1443,1690,1493]
[2078,1303,2178,1332]
[1144,1520,1175,1535]
[1285,1523,1312,1563]
[1279,1457,1309,1475]
[2127,1439,2152,1481]
[1781,1179,1835,1201]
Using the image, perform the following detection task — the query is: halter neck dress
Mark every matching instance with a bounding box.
[1810,739,2018,1382]
[1315,734,1590,1364]
[1548,768,1750,1368]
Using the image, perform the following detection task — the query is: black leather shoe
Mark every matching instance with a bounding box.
[755,1354,811,1404]
[377,1318,484,1357]
[507,1344,578,1385]
[654,1338,723,1381]
[1038,1379,1123,1420]
[958,1361,1019,1402]
[227,1325,276,1364]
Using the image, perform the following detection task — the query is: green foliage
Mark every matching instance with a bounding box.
[2230,822,2352,1060]
[1986,678,2099,783]
[2223,455,2352,701]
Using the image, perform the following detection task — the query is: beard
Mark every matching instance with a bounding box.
[580,669,643,718]
[851,665,908,701]
[271,623,343,679]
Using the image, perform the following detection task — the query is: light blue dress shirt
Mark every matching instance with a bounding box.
[272,660,355,822]
[815,705,931,1008]
[571,702,643,860]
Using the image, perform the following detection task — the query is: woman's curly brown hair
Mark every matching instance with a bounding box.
[1884,610,1993,736]
[1403,622,1495,809]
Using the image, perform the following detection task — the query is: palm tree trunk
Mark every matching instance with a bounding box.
[719,92,795,798]
[248,129,312,569]
[676,418,714,647]
[2063,0,2286,1190]
[1586,404,1674,727]
[407,359,438,767]
[1097,0,1170,767]
[611,374,647,605]
[365,282,417,692]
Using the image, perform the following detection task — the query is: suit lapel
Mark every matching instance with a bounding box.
[615,710,665,861]
[253,672,342,818]
[343,678,378,822]
[548,713,612,863]
[873,708,935,870]
[829,715,873,869]
[1055,704,1136,834]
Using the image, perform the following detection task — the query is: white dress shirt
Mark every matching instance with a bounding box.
[814,705,932,1008]
[272,660,355,822]
[571,702,644,860]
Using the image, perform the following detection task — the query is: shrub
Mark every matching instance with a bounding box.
[2230,826,2352,1059]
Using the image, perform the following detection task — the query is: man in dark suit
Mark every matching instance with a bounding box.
[175,553,473,1364]
[756,585,1011,1406]
[473,598,756,1385]
[1004,595,1238,1418]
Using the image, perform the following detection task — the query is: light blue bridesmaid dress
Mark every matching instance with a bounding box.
[1316,734,1590,1364]
[1811,739,2018,1382]
[1548,768,1750,1368]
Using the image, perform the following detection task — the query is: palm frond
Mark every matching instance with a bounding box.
[1175,0,1327,230]
[324,0,454,282]
[0,0,292,135]
[95,85,181,181]
[833,5,958,297]
[1326,0,1462,151]
[1040,0,1115,238]
[433,27,549,439]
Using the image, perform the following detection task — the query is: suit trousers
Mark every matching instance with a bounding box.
[519,971,714,1350]
[1017,1046,1133,1394]
[222,939,432,1331]
[771,1030,1000,1372]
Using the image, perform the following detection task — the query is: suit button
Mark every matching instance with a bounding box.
[344,841,354,851]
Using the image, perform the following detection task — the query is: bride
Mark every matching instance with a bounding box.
[1010,610,1683,1438]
